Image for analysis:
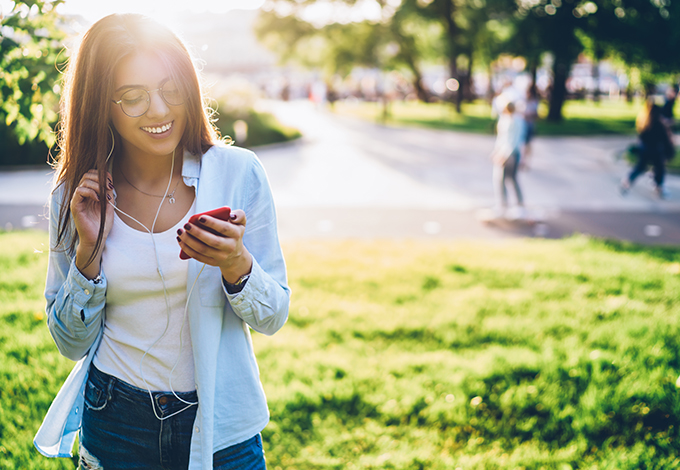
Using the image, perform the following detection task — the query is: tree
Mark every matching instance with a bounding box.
[255,0,442,102]
[417,0,513,111]
[507,1,596,122]
[589,0,680,94]
[0,0,65,165]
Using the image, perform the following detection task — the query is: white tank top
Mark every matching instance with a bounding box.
[94,199,196,392]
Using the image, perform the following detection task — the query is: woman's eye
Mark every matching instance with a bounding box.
[121,90,146,104]
[162,87,182,104]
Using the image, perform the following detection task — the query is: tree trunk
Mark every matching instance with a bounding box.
[547,54,571,122]
[529,59,538,92]
[464,52,474,102]
[407,60,429,102]
[452,60,462,113]
[486,62,495,104]
[592,60,600,103]
[442,0,461,113]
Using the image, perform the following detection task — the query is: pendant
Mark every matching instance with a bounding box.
[169,196,176,204]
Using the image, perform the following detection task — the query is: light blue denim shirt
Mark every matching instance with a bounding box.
[34,144,290,469]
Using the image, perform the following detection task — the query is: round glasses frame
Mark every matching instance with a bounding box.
[111,84,184,118]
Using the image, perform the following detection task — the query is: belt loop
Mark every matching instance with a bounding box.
[106,374,116,402]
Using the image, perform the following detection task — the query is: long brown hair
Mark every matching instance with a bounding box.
[635,98,660,134]
[53,14,220,262]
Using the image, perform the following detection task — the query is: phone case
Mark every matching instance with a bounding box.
[179,206,231,260]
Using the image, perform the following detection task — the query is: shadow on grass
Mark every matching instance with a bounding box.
[590,237,680,262]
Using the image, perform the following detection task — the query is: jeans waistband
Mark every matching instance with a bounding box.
[88,365,198,417]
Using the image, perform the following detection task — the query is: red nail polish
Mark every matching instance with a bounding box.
[184,224,191,231]
[177,228,182,236]
[230,213,237,220]
[198,217,206,224]
[176,236,181,243]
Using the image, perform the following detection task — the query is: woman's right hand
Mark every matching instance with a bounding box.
[70,170,115,279]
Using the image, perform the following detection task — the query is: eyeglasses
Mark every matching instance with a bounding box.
[111,82,184,117]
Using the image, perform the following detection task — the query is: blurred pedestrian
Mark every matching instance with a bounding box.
[491,81,521,119]
[521,86,540,169]
[661,83,678,125]
[620,99,675,198]
[491,101,525,213]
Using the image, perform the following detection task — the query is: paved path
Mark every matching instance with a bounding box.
[2,100,679,244]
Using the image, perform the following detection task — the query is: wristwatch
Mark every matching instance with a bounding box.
[224,273,250,294]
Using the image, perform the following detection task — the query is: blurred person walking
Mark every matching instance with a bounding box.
[620,99,675,198]
[661,83,678,127]
[521,86,540,169]
[491,101,525,215]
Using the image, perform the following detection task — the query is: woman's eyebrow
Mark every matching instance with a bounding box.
[115,84,145,92]
[114,78,171,93]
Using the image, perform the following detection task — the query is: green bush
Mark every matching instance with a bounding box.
[0,122,53,167]
[215,107,301,148]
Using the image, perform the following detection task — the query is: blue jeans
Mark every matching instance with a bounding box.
[80,365,266,470]
[628,150,666,187]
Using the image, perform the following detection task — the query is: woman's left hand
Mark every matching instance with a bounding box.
[177,209,253,283]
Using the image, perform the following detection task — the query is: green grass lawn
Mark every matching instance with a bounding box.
[333,99,641,136]
[2,232,680,469]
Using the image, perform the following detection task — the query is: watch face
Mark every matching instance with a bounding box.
[236,274,250,286]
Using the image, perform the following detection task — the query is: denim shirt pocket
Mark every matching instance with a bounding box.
[198,265,226,308]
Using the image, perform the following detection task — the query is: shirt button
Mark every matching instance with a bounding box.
[194,426,200,433]
[84,289,90,296]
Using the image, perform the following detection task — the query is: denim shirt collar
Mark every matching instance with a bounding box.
[182,148,201,189]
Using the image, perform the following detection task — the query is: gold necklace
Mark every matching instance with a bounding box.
[119,168,181,204]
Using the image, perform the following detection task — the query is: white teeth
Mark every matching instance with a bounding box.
[141,122,172,134]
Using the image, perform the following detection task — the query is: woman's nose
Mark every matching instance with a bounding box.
[146,90,170,118]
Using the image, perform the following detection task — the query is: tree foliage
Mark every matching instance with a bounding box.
[509,0,680,120]
[0,0,65,165]
[255,0,680,124]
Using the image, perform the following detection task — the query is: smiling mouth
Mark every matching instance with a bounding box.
[141,121,173,134]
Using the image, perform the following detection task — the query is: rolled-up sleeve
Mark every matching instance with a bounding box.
[45,189,106,361]
[224,157,290,335]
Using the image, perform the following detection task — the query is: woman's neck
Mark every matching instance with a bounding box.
[117,146,182,189]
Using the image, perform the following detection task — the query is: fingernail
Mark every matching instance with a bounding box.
[108,182,114,190]
[177,228,183,236]
[198,217,206,224]
[230,213,237,220]
[107,194,111,201]
[176,236,181,243]
[184,224,191,231]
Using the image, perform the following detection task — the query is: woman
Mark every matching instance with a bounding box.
[34,14,290,470]
[621,99,674,198]
[491,101,525,213]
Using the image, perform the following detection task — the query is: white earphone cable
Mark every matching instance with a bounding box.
[104,128,200,420]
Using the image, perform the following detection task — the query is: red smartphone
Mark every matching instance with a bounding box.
[179,206,231,260]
